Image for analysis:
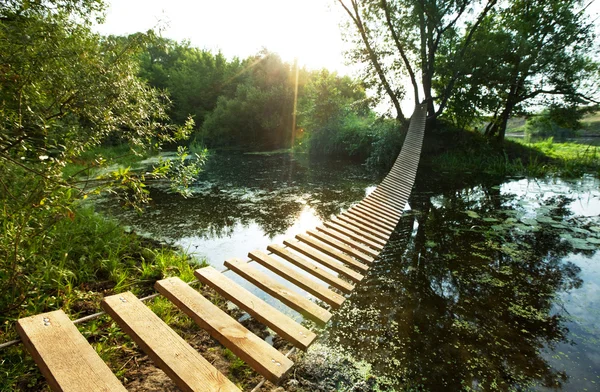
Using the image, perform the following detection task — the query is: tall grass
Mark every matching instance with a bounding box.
[428,137,599,178]
[0,206,207,389]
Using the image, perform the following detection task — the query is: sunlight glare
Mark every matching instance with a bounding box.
[94,0,349,73]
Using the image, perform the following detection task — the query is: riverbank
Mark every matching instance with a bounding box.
[0,206,216,390]
[421,124,600,179]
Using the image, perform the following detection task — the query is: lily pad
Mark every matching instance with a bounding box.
[568,238,596,250]
[520,218,537,226]
[571,227,592,235]
[536,216,557,224]
[465,211,480,219]
[483,217,500,222]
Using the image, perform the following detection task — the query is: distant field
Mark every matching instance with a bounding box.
[582,111,600,134]
[506,111,600,134]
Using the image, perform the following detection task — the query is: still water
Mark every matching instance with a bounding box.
[99,153,600,391]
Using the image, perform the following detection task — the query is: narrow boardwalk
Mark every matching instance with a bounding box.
[15,104,427,391]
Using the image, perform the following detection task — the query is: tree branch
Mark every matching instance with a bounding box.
[381,0,419,105]
[436,0,498,117]
[337,0,405,120]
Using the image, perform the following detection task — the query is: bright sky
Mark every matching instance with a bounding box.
[93,0,352,74]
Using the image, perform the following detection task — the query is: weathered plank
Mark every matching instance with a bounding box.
[248,250,345,308]
[283,239,364,283]
[322,221,385,250]
[267,244,355,294]
[155,277,293,383]
[101,291,240,392]
[296,233,370,271]
[309,228,378,261]
[16,310,127,392]
[194,266,316,350]
[225,258,332,325]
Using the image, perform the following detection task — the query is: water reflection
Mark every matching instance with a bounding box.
[96,153,376,266]
[324,173,599,390]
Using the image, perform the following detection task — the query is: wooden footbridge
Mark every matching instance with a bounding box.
[13,104,427,391]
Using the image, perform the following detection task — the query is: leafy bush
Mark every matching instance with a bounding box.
[366,119,406,172]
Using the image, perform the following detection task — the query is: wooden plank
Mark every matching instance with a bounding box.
[248,250,345,308]
[329,218,388,247]
[267,244,355,294]
[372,191,408,210]
[379,181,412,196]
[225,258,332,326]
[283,239,364,283]
[296,233,370,271]
[340,210,395,234]
[16,310,126,392]
[101,291,240,392]
[155,277,293,383]
[363,198,403,217]
[335,215,390,240]
[359,197,400,215]
[368,193,405,211]
[383,176,416,190]
[345,208,395,231]
[352,204,398,226]
[309,228,378,261]
[347,206,396,229]
[323,221,385,250]
[378,181,411,195]
[195,266,316,350]
[361,198,402,217]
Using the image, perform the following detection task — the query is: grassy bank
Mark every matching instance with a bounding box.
[0,206,213,390]
[422,123,599,178]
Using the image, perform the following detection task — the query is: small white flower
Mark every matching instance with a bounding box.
[39,155,49,161]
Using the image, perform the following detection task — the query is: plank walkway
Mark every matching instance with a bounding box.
[14,104,427,391]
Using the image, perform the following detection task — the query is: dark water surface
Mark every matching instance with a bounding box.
[99,153,600,391]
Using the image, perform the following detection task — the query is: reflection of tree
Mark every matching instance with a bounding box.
[325,177,583,391]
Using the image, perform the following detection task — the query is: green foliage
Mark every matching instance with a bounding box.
[438,0,598,140]
[0,0,206,342]
[298,68,383,161]
[0,205,202,321]
[422,121,599,178]
[340,0,598,141]
[524,112,578,140]
[200,51,297,150]
[137,36,245,128]
[366,119,406,172]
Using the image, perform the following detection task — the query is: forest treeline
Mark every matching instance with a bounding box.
[131,34,400,164]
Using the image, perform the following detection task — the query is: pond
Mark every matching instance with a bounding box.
[98,153,600,391]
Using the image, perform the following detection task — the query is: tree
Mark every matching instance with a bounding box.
[477,0,598,141]
[338,0,598,140]
[0,0,199,312]
[200,51,297,150]
[337,0,498,119]
[137,36,245,129]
